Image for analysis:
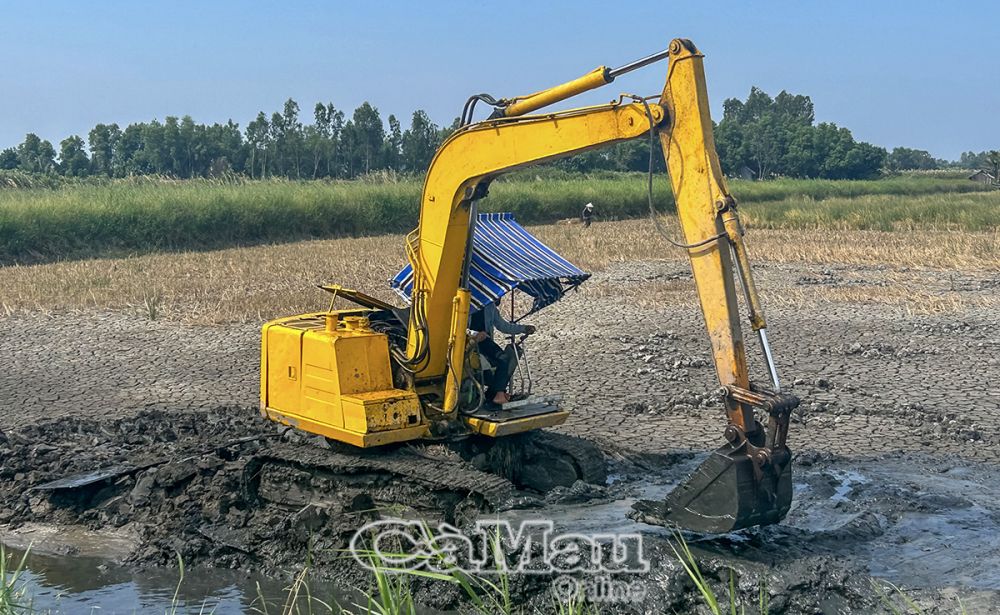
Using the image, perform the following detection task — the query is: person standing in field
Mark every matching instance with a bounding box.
[581,202,594,228]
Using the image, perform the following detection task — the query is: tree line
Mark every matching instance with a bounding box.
[0,100,449,180]
[714,88,998,179]
[0,88,991,181]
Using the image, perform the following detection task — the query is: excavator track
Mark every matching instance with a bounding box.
[242,442,525,521]
[454,431,607,492]
[531,431,608,485]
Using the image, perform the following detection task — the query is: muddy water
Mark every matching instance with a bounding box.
[3,525,346,614]
[8,546,345,614]
[6,452,1000,613]
[512,453,1000,594]
[789,459,997,594]
[786,457,1000,590]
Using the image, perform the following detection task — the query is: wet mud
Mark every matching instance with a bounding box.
[3,407,998,613]
[0,409,608,591]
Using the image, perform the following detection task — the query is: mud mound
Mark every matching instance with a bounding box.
[2,409,280,568]
[623,543,881,615]
[0,408,540,581]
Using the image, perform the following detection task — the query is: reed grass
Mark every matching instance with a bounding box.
[0,175,994,265]
[0,544,33,613]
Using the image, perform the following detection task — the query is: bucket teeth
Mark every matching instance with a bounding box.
[630,445,792,534]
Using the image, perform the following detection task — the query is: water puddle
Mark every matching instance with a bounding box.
[790,459,1000,591]
[829,469,869,503]
[512,454,1000,593]
[3,537,346,614]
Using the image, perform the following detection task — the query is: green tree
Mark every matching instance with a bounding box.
[116,123,144,175]
[16,133,56,173]
[0,148,17,169]
[610,140,657,172]
[772,90,814,126]
[325,104,345,178]
[840,141,887,180]
[556,149,614,173]
[781,123,820,178]
[713,119,744,176]
[384,114,402,171]
[887,147,938,171]
[988,150,1000,182]
[809,123,886,180]
[88,123,121,176]
[744,113,788,179]
[282,99,303,178]
[179,115,199,177]
[138,120,169,174]
[345,102,385,176]
[58,135,90,176]
[715,86,884,180]
[438,117,462,144]
[269,111,286,175]
[340,120,357,177]
[310,103,330,179]
[401,110,440,173]
[202,120,243,176]
[959,150,990,169]
[246,112,270,178]
[162,116,181,175]
[305,103,344,179]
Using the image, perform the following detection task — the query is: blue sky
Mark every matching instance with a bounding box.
[2,1,998,160]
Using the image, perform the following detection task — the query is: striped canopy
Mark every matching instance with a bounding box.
[390,213,590,315]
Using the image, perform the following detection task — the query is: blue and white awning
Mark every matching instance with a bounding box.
[390,212,590,315]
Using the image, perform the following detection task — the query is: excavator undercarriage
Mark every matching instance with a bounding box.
[243,431,608,526]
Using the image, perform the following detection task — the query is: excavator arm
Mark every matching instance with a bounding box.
[405,38,799,532]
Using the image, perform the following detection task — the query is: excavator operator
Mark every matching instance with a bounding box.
[469,299,537,405]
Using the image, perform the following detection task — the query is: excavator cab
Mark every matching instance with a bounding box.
[388,210,589,435]
[260,37,799,534]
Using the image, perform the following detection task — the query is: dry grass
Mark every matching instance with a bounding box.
[534,219,1000,271]
[1,218,997,324]
[766,282,1000,316]
[584,267,1000,317]
[0,235,405,323]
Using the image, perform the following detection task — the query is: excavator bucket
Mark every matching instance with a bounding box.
[631,442,792,534]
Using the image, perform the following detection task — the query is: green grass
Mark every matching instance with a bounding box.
[0,174,995,265]
[740,191,1000,232]
[0,544,33,613]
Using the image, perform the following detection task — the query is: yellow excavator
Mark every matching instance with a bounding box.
[259,38,799,533]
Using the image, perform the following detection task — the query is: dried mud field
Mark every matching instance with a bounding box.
[2,241,1000,613]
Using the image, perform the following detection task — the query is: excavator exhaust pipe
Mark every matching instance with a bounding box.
[631,443,793,534]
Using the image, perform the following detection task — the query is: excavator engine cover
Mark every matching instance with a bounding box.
[260,310,429,448]
[632,442,792,534]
